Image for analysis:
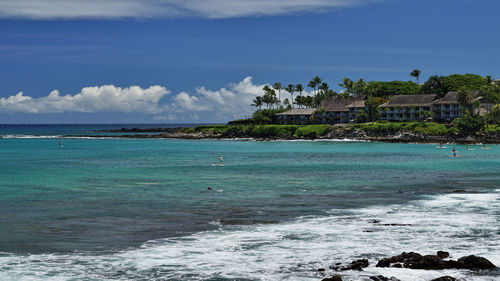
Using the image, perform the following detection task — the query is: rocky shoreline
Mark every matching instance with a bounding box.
[320,251,497,281]
[88,126,500,144]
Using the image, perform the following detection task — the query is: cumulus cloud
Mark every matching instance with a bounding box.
[0,85,169,114]
[0,77,270,122]
[0,0,384,19]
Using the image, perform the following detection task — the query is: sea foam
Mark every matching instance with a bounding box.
[0,190,498,281]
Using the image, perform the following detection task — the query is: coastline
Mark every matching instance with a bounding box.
[80,125,500,144]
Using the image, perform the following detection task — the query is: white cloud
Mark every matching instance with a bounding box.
[0,85,169,114]
[190,76,264,120]
[0,0,384,19]
[0,77,312,122]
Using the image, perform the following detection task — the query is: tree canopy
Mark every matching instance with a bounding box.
[366,81,420,98]
[421,73,488,97]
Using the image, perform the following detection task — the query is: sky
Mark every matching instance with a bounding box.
[0,0,499,124]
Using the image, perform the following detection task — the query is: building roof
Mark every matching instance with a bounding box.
[275,108,316,116]
[433,91,458,104]
[319,95,365,112]
[346,101,366,108]
[379,94,437,107]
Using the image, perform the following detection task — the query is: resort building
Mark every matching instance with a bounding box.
[346,100,367,122]
[379,94,436,122]
[314,95,365,124]
[432,91,461,123]
[471,96,495,116]
[276,108,315,125]
[275,91,494,125]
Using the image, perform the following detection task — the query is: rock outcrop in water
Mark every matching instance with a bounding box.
[329,258,369,271]
[321,275,343,281]
[430,277,457,281]
[375,251,496,270]
[369,276,401,281]
[91,126,500,144]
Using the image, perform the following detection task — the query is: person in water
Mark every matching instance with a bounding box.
[452,147,456,157]
[217,155,223,165]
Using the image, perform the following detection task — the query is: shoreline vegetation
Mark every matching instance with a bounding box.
[92,122,500,144]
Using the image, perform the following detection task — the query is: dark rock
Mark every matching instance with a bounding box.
[458,255,496,270]
[406,255,445,270]
[330,259,368,271]
[430,276,457,281]
[376,258,392,268]
[376,252,423,268]
[369,275,401,281]
[437,251,449,259]
[369,219,381,224]
[351,258,369,269]
[317,268,325,272]
[444,260,464,269]
[391,263,403,268]
[322,275,343,281]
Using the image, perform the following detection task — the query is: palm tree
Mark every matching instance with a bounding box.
[285,84,295,108]
[410,69,421,85]
[251,96,263,109]
[272,82,282,103]
[338,77,354,94]
[318,82,329,94]
[308,75,322,96]
[295,83,304,98]
[295,96,303,108]
[262,85,276,109]
[457,87,474,108]
[485,75,493,84]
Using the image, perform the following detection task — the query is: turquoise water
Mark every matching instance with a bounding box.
[0,126,499,280]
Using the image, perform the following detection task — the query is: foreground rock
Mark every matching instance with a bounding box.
[376,251,496,270]
[369,276,401,281]
[321,275,343,281]
[430,277,457,281]
[329,258,369,271]
[458,255,497,270]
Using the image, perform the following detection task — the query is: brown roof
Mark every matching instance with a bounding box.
[319,95,365,112]
[276,108,316,116]
[346,101,366,108]
[433,91,458,104]
[380,94,437,107]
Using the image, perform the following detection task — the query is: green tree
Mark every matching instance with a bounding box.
[262,85,277,109]
[457,87,474,109]
[422,73,487,97]
[304,96,314,108]
[366,81,420,98]
[338,77,354,94]
[352,79,368,96]
[272,82,282,103]
[451,112,485,135]
[410,69,422,85]
[295,84,304,107]
[251,96,263,109]
[308,76,322,96]
[284,84,295,108]
[421,75,446,96]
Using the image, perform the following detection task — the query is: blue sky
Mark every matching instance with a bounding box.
[0,0,499,124]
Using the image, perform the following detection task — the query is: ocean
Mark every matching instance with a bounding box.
[0,124,498,281]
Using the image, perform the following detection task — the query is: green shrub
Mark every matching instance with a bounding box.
[413,123,447,136]
[294,125,329,138]
[250,125,298,137]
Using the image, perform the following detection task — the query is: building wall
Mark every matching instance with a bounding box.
[277,115,311,125]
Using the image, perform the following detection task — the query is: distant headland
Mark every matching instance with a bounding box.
[90,72,500,144]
